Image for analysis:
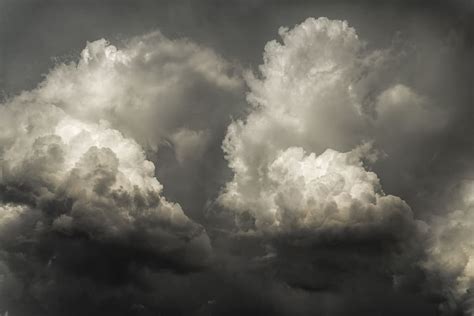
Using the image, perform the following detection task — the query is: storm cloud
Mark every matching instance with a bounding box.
[0,1,473,315]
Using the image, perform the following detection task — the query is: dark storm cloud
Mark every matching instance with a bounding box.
[0,1,473,315]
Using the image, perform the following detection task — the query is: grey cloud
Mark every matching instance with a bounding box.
[31,31,247,224]
[0,2,473,315]
[217,16,471,314]
[219,18,430,239]
[38,32,243,150]
[0,56,214,314]
[422,183,474,314]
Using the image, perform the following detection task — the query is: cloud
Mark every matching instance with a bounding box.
[241,17,373,154]
[218,18,429,240]
[211,18,464,316]
[17,30,247,225]
[214,18,440,315]
[0,98,211,261]
[218,18,453,238]
[37,32,243,151]
[0,30,247,274]
[220,144,419,239]
[0,8,470,315]
[375,84,444,134]
[0,203,29,239]
[423,183,474,314]
[0,32,227,314]
[170,128,210,164]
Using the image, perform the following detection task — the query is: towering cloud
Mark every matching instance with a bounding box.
[38,31,243,152]
[0,75,210,254]
[213,18,439,316]
[219,18,428,240]
[0,31,247,314]
[221,144,419,237]
[32,31,246,223]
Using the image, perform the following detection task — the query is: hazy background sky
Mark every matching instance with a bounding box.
[1,0,472,94]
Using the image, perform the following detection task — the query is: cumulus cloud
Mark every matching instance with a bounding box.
[220,144,419,239]
[423,183,474,314]
[0,32,233,314]
[0,98,210,261]
[219,18,452,244]
[216,15,469,315]
[36,32,243,151]
[18,30,247,225]
[212,20,443,316]
[0,30,247,274]
[212,19,457,315]
[0,6,470,314]
[241,17,372,155]
[219,18,430,240]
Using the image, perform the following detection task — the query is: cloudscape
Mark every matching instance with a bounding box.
[0,1,473,315]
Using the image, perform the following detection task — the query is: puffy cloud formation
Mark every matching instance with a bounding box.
[240,17,372,155]
[0,97,211,261]
[0,29,248,268]
[217,17,473,315]
[0,7,471,314]
[220,144,417,237]
[18,30,246,226]
[219,17,425,239]
[0,33,238,313]
[37,31,242,152]
[423,184,474,314]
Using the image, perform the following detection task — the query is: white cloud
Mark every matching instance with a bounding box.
[0,30,246,264]
[220,144,418,237]
[0,90,210,261]
[37,31,242,151]
[423,183,474,312]
[219,17,427,238]
[242,17,372,155]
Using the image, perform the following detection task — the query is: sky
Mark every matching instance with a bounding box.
[0,1,473,315]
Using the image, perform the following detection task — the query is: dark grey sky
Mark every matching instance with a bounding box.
[0,1,473,316]
[1,0,472,95]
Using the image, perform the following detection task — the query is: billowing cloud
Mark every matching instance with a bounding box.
[0,98,211,261]
[37,32,243,151]
[220,144,419,239]
[0,3,471,314]
[0,30,247,271]
[22,31,246,225]
[0,31,234,314]
[423,183,474,314]
[240,17,373,155]
[214,19,439,316]
[219,18,428,241]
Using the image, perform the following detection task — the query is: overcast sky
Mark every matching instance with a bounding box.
[0,1,473,315]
